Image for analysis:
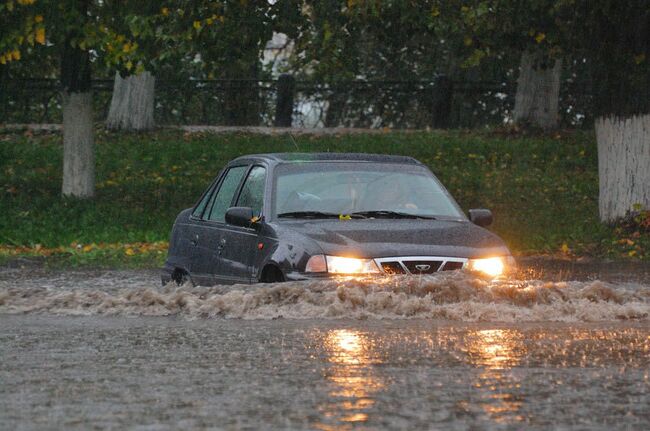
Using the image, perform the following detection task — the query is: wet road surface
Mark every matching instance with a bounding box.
[1,261,649,430]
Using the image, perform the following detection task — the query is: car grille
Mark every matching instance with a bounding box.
[441,261,464,271]
[403,260,442,274]
[380,261,407,275]
[375,257,467,275]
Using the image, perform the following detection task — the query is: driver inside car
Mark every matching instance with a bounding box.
[361,174,418,211]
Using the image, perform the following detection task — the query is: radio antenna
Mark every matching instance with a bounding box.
[288,132,300,151]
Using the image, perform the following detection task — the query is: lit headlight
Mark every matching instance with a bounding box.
[327,256,380,274]
[467,256,508,277]
[305,255,380,274]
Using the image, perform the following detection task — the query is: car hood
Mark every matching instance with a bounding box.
[275,218,510,259]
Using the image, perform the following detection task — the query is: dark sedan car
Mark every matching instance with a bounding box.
[162,153,514,286]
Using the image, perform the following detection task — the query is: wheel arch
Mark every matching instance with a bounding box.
[170,266,192,285]
[259,262,286,283]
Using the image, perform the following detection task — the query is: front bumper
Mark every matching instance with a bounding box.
[287,255,515,280]
[287,256,466,280]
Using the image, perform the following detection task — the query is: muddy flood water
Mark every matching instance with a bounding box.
[1,259,649,430]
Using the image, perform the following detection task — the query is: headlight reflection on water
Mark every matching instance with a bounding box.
[464,329,526,423]
[314,329,384,430]
[315,328,528,429]
[308,325,647,429]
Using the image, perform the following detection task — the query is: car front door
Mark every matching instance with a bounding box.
[219,165,267,283]
[190,165,248,285]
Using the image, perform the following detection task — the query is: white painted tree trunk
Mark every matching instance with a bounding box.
[62,91,95,198]
[596,114,650,222]
[106,71,155,131]
[513,52,562,129]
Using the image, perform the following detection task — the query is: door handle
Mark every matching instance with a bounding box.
[216,238,227,256]
[191,234,199,247]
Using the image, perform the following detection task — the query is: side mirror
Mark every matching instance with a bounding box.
[225,207,255,228]
[469,209,493,227]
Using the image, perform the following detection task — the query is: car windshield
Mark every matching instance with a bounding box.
[273,162,464,219]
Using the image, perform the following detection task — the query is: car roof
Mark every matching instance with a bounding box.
[231,152,423,165]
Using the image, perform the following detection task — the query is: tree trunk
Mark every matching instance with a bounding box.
[0,66,6,122]
[106,71,155,131]
[324,93,346,128]
[274,74,295,127]
[431,75,453,129]
[223,79,260,126]
[513,51,562,129]
[62,91,95,198]
[596,114,650,223]
[60,2,94,199]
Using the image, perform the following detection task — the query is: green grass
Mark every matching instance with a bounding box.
[0,127,647,267]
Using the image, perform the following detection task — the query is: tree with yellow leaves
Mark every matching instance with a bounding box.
[105,1,277,130]
[0,0,219,196]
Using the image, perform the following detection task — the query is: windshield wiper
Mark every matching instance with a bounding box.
[277,211,365,219]
[351,210,436,220]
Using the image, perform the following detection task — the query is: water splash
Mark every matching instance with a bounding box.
[1,271,648,321]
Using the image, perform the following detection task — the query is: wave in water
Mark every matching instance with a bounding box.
[1,272,649,321]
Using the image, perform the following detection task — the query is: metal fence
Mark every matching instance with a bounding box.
[0,76,591,128]
[291,78,514,129]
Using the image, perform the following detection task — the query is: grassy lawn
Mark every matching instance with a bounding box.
[0,127,647,267]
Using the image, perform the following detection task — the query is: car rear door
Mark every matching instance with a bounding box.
[218,165,267,283]
[190,165,248,285]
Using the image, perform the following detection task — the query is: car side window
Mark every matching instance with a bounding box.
[236,166,266,216]
[205,166,247,222]
[192,179,218,218]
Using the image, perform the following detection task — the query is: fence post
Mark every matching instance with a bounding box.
[0,68,5,122]
[274,74,295,127]
[431,75,453,129]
